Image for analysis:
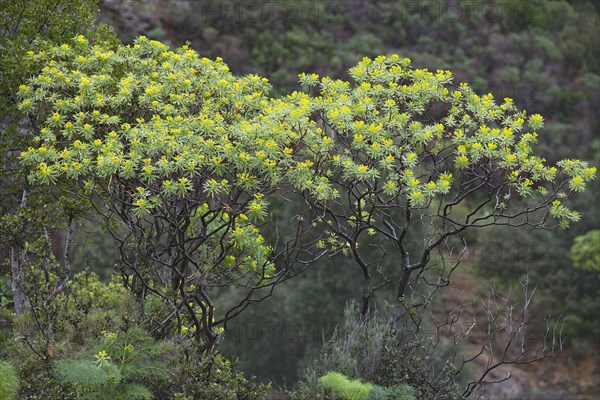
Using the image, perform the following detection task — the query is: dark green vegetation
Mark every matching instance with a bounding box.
[1,1,598,399]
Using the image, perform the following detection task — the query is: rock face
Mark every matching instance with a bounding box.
[99,0,175,44]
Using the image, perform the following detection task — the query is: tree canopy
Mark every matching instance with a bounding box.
[16,36,596,344]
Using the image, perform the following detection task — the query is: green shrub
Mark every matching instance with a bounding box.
[8,267,267,399]
[319,372,372,400]
[55,358,120,388]
[316,371,416,400]
[54,358,146,400]
[571,230,600,274]
[169,343,270,400]
[295,302,455,400]
[0,361,19,400]
[53,327,168,400]
[6,269,149,399]
[366,385,416,400]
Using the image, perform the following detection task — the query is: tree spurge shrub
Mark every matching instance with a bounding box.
[18,35,596,263]
[19,37,595,231]
[295,54,597,318]
[15,35,596,396]
[17,34,332,349]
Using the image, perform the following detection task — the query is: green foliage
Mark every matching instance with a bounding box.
[0,0,116,213]
[7,267,267,399]
[56,270,132,331]
[17,35,325,208]
[21,41,596,231]
[300,55,594,229]
[54,359,152,400]
[295,303,451,400]
[319,371,372,400]
[365,385,416,400]
[6,270,147,399]
[0,0,114,115]
[94,327,169,381]
[13,268,137,360]
[15,35,334,346]
[169,348,269,400]
[54,359,124,398]
[318,373,421,400]
[3,0,599,397]
[0,361,19,400]
[570,230,600,274]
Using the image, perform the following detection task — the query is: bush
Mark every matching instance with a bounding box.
[7,270,146,399]
[54,359,152,400]
[169,342,270,400]
[319,372,372,400]
[0,361,19,400]
[53,327,168,399]
[571,230,600,274]
[366,385,416,400]
[6,265,269,399]
[315,371,416,400]
[294,302,450,399]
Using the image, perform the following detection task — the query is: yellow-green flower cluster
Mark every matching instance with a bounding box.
[18,35,331,222]
[302,54,595,219]
[306,55,459,206]
[17,36,597,234]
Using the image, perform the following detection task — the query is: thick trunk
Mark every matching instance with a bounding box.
[361,276,371,316]
[396,267,411,300]
[391,267,412,324]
